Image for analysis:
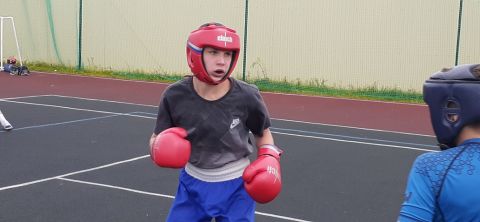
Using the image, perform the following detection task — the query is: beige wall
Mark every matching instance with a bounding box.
[1,0,478,92]
[246,0,472,91]
[459,0,480,64]
[81,0,245,75]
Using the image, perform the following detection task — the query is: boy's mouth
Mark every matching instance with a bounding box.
[212,70,226,77]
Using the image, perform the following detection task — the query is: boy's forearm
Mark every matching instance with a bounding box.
[255,128,274,148]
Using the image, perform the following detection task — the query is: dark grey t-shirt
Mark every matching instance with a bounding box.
[154,76,271,169]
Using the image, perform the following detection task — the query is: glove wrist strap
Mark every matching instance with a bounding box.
[258,144,283,159]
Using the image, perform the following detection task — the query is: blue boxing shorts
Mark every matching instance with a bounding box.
[166,169,255,222]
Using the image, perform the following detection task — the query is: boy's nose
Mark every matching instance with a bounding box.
[217,56,226,65]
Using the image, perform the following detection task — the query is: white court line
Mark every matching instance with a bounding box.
[0,130,434,193]
[58,177,175,199]
[254,212,312,222]
[0,99,155,120]
[0,155,149,192]
[0,94,55,100]
[0,112,153,133]
[0,120,424,222]
[271,131,438,153]
[0,114,126,132]
[48,94,157,107]
[51,94,433,137]
[271,127,436,148]
[0,127,427,220]
[2,94,433,137]
[0,130,435,192]
[272,118,434,138]
[1,97,433,152]
[57,178,312,222]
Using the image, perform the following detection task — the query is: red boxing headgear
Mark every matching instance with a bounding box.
[186,23,240,85]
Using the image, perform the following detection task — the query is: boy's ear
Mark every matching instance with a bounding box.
[186,49,194,67]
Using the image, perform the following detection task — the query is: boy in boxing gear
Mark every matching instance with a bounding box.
[398,64,480,221]
[149,22,283,222]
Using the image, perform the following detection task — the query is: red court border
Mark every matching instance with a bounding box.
[0,72,433,135]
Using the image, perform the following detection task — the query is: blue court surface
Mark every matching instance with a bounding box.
[0,95,437,221]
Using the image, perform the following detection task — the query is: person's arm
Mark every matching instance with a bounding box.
[254,128,274,148]
[242,87,283,203]
[398,153,437,222]
[150,90,173,150]
[150,88,192,168]
[243,127,283,203]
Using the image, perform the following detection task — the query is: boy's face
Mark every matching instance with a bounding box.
[202,47,233,82]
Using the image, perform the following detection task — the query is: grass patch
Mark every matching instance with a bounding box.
[26,62,423,104]
[251,78,423,103]
[28,62,183,82]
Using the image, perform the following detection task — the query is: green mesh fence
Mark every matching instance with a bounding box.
[45,0,63,65]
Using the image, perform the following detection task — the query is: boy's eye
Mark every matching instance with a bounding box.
[225,52,232,56]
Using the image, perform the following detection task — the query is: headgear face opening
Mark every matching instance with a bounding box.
[423,64,480,149]
[186,23,240,85]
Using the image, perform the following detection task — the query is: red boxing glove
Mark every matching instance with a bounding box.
[242,144,283,203]
[150,127,191,168]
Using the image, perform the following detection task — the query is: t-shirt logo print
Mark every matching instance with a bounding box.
[230,118,240,129]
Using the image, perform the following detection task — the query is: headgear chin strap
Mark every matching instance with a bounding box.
[423,64,480,150]
[186,23,240,85]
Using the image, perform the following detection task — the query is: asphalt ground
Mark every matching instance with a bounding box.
[0,95,437,222]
